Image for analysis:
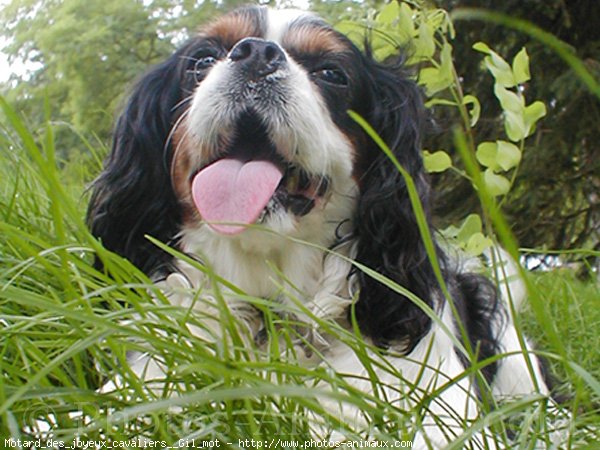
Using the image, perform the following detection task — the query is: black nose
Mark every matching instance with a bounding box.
[228,37,286,79]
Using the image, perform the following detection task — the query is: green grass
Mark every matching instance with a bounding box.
[1,98,600,447]
[524,272,600,398]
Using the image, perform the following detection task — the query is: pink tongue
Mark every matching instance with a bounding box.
[191,159,283,235]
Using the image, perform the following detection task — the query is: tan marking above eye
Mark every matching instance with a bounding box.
[281,25,348,56]
[200,14,262,50]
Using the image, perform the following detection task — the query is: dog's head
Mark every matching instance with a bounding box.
[88,6,437,348]
[172,8,361,243]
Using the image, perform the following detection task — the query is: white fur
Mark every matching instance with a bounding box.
[313,303,484,443]
[265,9,312,42]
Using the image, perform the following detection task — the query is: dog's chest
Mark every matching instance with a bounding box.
[178,228,329,300]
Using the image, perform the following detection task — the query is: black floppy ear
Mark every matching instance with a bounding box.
[87,50,190,276]
[352,52,444,351]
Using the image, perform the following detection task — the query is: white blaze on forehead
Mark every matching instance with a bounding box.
[265,8,314,43]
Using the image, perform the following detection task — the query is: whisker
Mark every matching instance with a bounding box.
[171,95,194,113]
[165,107,191,154]
[167,108,200,186]
[185,68,204,84]
[179,55,200,63]
[170,123,196,183]
[314,176,330,197]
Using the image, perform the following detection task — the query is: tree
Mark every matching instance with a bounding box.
[429,0,599,263]
[0,0,249,158]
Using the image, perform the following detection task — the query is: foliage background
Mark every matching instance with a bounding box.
[430,0,599,267]
[0,0,599,444]
[1,0,598,270]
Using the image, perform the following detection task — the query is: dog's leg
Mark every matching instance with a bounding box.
[484,248,550,398]
[277,242,356,358]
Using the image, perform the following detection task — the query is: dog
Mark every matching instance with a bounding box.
[87,5,562,447]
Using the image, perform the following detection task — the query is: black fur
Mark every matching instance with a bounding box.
[454,272,504,385]
[350,51,443,352]
[87,40,202,276]
[349,48,505,381]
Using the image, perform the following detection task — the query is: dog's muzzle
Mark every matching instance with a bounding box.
[187,37,330,236]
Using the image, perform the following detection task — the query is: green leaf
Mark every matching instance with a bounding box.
[439,41,454,80]
[465,232,493,256]
[496,140,521,171]
[457,214,483,242]
[463,94,481,127]
[485,53,516,87]
[476,141,499,170]
[444,214,492,256]
[512,47,531,84]
[477,140,521,172]
[484,169,511,196]
[423,150,452,173]
[504,109,527,142]
[374,44,398,62]
[440,223,461,240]
[396,2,417,38]
[419,65,453,95]
[523,101,547,136]
[415,21,435,60]
[494,85,526,141]
[335,21,365,47]
[426,9,446,32]
[418,37,456,94]
[472,41,491,54]
[494,84,524,112]
[420,42,455,95]
[377,1,402,26]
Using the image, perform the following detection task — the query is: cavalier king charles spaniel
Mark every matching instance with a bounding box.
[88,5,561,447]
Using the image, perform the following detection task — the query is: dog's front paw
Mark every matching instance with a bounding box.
[255,310,329,359]
[161,272,196,307]
[288,313,330,358]
[166,272,192,290]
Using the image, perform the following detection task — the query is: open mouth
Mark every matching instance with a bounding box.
[190,111,329,235]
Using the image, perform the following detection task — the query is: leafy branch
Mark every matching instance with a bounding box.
[347,1,549,256]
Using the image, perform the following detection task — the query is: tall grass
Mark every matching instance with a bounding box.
[1,94,599,447]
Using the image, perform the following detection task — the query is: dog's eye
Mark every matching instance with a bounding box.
[195,55,217,71]
[312,68,348,86]
[191,55,218,81]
